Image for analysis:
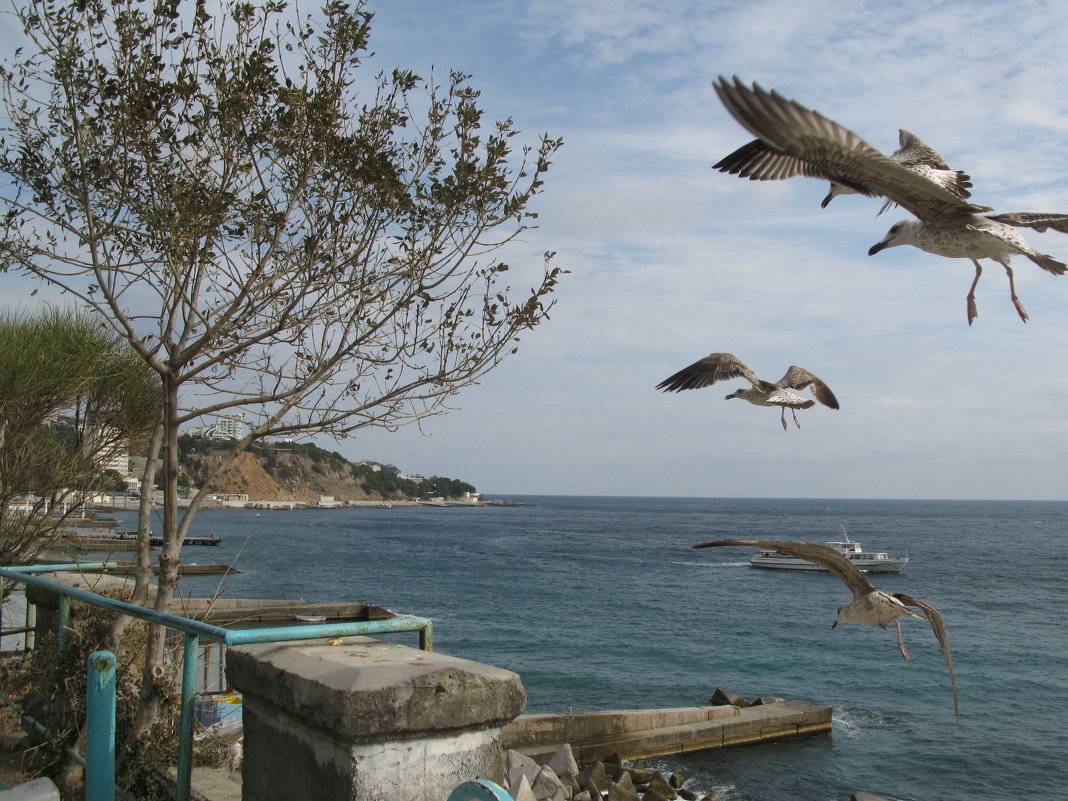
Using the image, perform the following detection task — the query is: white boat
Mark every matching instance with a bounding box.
[749,534,908,573]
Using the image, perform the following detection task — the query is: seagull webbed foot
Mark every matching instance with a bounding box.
[895,619,910,662]
[1011,295,1029,323]
[1002,262,1029,323]
[967,259,982,326]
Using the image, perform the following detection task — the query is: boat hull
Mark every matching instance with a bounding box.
[748,538,909,574]
[749,555,908,573]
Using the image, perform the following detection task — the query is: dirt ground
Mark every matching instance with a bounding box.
[0,704,32,789]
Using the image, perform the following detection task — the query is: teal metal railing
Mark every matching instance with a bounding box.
[0,563,433,801]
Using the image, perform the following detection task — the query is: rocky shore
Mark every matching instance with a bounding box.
[505,744,715,801]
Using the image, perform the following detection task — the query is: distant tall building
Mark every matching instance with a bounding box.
[214,413,248,440]
[84,423,130,475]
[100,449,130,475]
[185,413,249,441]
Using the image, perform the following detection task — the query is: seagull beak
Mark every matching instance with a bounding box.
[831,621,838,629]
[820,191,834,209]
[868,240,889,256]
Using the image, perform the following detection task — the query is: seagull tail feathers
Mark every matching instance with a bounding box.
[1028,252,1068,275]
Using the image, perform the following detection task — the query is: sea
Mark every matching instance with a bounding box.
[107,495,1066,801]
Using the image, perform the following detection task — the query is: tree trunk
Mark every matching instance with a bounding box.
[125,375,183,747]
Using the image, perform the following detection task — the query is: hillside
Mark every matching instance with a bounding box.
[176,438,474,502]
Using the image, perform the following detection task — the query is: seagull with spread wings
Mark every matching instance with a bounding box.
[712,75,1068,324]
[656,352,838,430]
[693,538,959,725]
[714,127,975,214]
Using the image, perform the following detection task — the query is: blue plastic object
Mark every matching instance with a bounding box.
[445,779,515,801]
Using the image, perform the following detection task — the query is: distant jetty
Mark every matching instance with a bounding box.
[54,531,221,551]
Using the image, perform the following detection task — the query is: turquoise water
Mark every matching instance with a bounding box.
[118,496,1068,801]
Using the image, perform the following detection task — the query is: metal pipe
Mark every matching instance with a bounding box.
[176,634,200,801]
[0,568,235,642]
[86,651,117,801]
[0,566,435,801]
[222,615,434,647]
[0,688,55,745]
[7,563,116,573]
[0,569,434,649]
[0,568,434,650]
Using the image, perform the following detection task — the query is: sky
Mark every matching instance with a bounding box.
[8,0,1068,500]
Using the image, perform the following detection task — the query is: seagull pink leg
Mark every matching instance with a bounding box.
[998,260,1029,322]
[895,619,910,662]
[779,408,788,431]
[967,259,983,325]
[792,409,801,428]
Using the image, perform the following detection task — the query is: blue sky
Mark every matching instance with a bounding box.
[9,1,1068,499]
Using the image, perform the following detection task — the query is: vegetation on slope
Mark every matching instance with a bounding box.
[175,436,475,501]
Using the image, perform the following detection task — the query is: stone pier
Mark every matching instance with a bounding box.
[501,700,833,763]
[225,636,525,801]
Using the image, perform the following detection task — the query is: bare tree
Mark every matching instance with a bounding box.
[0,306,157,566]
[0,0,564,748]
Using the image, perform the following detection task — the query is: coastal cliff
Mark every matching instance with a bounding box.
[176,438,474,503]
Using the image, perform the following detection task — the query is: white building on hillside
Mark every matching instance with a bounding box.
[214,413,248,440]
[185,413,249,441]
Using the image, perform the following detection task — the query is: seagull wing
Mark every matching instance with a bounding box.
[656,352,764,392]
[777,366,840,409]
[712,76,991,225]
[894,130,974,200]
[985,212,1068,234]
[893,129,952,170]
[692,539,876,599]
[714,138,823,181]
[892,592,959,725]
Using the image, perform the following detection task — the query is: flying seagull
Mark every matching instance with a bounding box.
[712,75,1068,324]
[656,352,839,430]
[714,128,974,213]
[692,538,959,725]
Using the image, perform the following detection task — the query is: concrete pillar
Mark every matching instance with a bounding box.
[226,636,526,801]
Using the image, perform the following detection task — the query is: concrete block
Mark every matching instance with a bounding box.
[227,636,524,740]
[511,775,537,801]
[531,765,568,801]
[546,742,578,779]
[507,749,541,791]
[606,781,641,801]
[227,637,526,801]
[0,778,60,801]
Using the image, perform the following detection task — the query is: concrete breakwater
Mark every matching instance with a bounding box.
[501,695,832,765]
[498,694,831,801]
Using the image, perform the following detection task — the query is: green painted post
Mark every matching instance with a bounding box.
[176,633,200,801]
[86,651,117,801]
